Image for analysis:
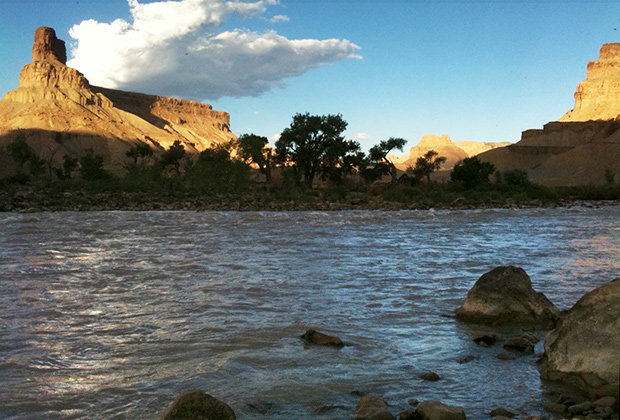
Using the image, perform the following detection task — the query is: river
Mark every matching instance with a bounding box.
[1,207,619,419]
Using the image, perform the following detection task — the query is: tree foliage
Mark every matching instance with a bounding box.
[408,150,447,184]
[184,143,250,193]
[366,137,407,184]
[79,150,111,181]
[450,156,495,189]
[275,113,359,188]
[237,133,273,182]
[7,134,37,174]
[126,142,153,166]
[158,140,186,175]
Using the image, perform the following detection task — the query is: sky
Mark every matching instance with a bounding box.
[0,0,619,154]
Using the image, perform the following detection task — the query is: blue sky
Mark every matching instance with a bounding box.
[1,0,619,153]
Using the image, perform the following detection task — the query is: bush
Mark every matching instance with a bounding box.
[451,157,496,189]
[79,150,112,181]
[502,169,530,187]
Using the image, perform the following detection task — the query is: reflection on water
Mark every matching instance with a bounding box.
[0,207,619,419]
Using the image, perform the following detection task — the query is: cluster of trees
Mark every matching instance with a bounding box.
[2,112,524,195]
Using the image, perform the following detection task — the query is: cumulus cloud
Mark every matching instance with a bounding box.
[269,14,290,23]
[67,0,361,100]
[354,132,371,140]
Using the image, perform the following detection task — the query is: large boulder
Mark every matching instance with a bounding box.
[539,278,620,398]
[161,390,236,420]
[353,396,395,420]
[455,266,559,328]
[416,400,466,420]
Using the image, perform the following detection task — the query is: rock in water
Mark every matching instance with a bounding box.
[300,329,344,347]
[353,396,395,420]
[416,400,466,420]
[539,278,620,398]
[455,266,559,328]
[161,390,236,420]
[503,332,540,354]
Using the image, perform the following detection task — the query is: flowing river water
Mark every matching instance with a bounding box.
[0,207,619,419]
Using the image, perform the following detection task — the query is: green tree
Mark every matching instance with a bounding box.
[450,156,496,189]
[502,169,530,187]
[55,155,78,180]
[79,150,110,181]
[408,150,447,184]
[275,113,358,188]
[158,140,186,175]
[6,134,36,174]
[184,144,250,193]
[126,142,153,166]
[366,137,407,184]
[237,133,273,182]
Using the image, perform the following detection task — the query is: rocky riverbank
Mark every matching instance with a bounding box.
[0,185,618,212]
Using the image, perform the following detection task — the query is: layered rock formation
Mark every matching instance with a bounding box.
[389,134,509,171]
[479,44,620,186]
[0,27,236,174]
[560,43,620,122]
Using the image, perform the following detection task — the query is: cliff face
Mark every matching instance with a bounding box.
[478,44,620,186]
[560,43,620,122]
[0,27,236,173]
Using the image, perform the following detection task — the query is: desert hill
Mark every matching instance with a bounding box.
[478,43,620,186]
[389,134,509,171]
[0,27,236,174]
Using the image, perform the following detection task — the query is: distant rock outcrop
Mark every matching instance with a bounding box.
[479,44,620,186]
[390,134,509,172]
[0,27,236,174]
[560,43,620,122]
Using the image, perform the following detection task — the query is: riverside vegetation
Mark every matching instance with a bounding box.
[1,113,619,212]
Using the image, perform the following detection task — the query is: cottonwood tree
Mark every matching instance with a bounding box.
[366,137,407,184]
[275,113,360,188]
[158,140,186,175]
[408,150,447,184]
[126,142,153,167]
[451,156,496,189]
[237,133,273,182]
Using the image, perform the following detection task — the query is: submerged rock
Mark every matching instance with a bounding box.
[473,334,498,347]
[161,390,235,420]
[353,396,395,420]
[420,372,441,381]
[539,278,620,398]
[455,266,559,328]
[416,400,466,420]
[503,332,540,354]
[300,328,344,347]
[490,407,515,418]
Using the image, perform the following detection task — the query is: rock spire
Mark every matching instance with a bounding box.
[32,26,67,64]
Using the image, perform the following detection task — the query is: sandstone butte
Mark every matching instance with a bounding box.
[389,134,510,172]
[392,44,620,186]
[0,27,236,174]
[477,43,620,186]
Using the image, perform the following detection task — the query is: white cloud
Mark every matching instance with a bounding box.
[67,0,360,100]
[270,14,290,23]
[354,132,371,140]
